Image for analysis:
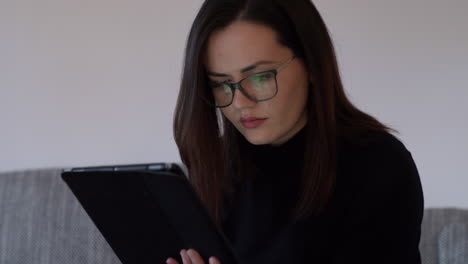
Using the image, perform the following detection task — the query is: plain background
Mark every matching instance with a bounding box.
[1,0,467,208]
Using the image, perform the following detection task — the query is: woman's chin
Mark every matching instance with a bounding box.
[242,131,273,146]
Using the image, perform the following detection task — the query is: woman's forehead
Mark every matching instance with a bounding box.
[204,21,290,75]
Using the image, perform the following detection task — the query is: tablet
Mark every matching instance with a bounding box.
[61,163,239,264]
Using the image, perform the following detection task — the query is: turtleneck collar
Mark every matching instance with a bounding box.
[253,125,307,153]
[245,126,308,180]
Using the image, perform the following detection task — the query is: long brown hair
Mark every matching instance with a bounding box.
[173,0,397,227]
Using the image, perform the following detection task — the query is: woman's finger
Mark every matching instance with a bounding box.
[209,256,221,264]
[187,249,205,264]
[180,249,193,264]
[166,257,179,264]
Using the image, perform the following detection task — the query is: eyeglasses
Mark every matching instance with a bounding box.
[204,55,296,108]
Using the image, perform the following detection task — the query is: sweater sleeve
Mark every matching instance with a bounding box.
[331,141,424,264]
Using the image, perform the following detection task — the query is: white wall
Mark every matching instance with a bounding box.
[1,0,467,208]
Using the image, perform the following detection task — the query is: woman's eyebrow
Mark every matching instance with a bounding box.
[207,60,277,77]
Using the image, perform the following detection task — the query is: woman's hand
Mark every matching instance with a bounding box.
[166,249,221,264]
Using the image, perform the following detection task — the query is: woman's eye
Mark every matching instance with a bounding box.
[250,73,272,86]
[222,84,232,93]
[209,80,231,87]
[209,80,232,94]
[252,73,271,82]
[208,80,223,88]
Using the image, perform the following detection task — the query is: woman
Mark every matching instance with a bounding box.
[168,0,424,263]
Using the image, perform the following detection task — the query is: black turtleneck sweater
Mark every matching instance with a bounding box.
[221,127,424,264]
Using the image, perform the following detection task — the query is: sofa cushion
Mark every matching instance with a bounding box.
[0,168,121,264]
[420,208,468,264]
[438,222,468,264]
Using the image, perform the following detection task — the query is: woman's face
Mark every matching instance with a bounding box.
[204,21,310,146]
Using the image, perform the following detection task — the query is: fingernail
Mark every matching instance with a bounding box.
[179,249,185,260]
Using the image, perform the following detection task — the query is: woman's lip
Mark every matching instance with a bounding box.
[240,117,267,122]
[240,118,267,129]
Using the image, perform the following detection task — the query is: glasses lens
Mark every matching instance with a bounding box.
[241,72,277,101]
[211,82,233,107]
[208,71,277,107]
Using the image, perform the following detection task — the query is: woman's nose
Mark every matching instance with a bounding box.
[231,89,256,109]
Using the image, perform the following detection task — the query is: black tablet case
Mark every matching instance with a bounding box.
[61,169,239,264]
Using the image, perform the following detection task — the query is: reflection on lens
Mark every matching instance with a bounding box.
[242,72,276,100]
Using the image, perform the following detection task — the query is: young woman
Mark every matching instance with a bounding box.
[168,0,424,263]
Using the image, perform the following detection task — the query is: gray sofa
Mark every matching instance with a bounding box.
[1,168,467,264]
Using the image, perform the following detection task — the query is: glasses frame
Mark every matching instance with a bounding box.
[206,55,296,108]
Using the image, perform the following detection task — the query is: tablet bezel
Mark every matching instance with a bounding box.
[61,163,238,264]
